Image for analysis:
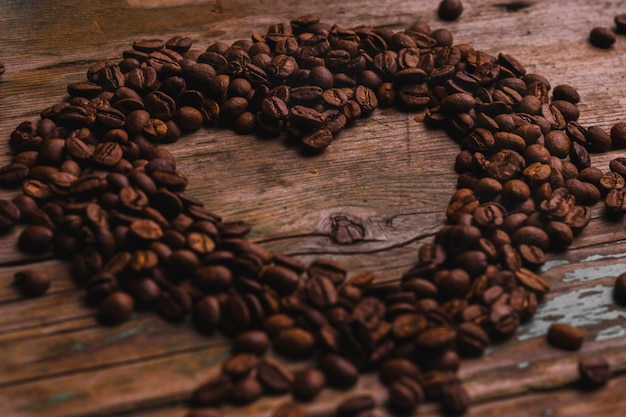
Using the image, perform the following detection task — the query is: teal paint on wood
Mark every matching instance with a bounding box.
[563,264,626,283]
[517,285,626,341]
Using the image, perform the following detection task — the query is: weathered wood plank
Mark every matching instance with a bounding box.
[4,0,626,416]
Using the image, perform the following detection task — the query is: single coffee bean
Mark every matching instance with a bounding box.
[14,270,51,297]
[232,330,270,355]
[547,323,584,350]
[192,374,233,407]
[18,224,54,254]
[193,296,221,333]
[589,27,616,49]
[257,357,294,393]
[387,376,425,412]
[438,0,463,21]
[440,382,471,415]
[229,376,263,404]
[613,272,626,305]
[319,353,359,389]
[552,84,580,104]
[378,358,421,385]
[98,291,135,325]
[610,122,626,149]
[222,353,258,379]
[273,327,316,358]
[578,356,611,387]
[293,367,326,401]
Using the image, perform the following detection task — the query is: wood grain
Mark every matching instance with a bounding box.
[3,0,626,416]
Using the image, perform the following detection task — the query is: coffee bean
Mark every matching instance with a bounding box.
[277,370,320,403]
[273,327,316,358]
[257,357,294,393]
[192,374,233,407]
[440,382,471,415]
[98,291,135,325]
[232,330,270,355]
[578,356,611,387]
[378,358,421,385]
[14,270,51,297]
[547,323,584,350]
[222,353,258,379]
[387,376,425,412]
[319,354,359,389]
[229,376,263,404]
[589,27,616,49]
[613,272,626,305]
[18,225,54,254]
[438,0,463,21]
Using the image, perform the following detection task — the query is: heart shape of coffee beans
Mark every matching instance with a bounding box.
[3,14,624,417]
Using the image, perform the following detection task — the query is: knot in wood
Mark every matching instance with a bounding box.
[330,214,365,244]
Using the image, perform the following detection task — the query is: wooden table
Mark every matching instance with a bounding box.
[2,0,626,415]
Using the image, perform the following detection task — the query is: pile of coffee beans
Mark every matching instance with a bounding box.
[2,12,626,417]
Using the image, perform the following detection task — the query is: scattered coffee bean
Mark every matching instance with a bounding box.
[547,323,584,351]
[98,291,135,325]
[578,356,611,388]
[614,13,626,34]
[613,272,626,305]
[589,27,616,49]
[438,0,463,21]
[293,367,326,401]
[14,270,51,297]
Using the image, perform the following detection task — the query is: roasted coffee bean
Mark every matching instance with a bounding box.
[614,272,626,306]
[589,27,616,49]
[292,367,326,401]
[273,327,316,358]
[98,291,135,325]
[319,354,359,389]
[547,323,584,350]
[605,188,626,214]
[301,128,333,152]
[378,358,421,385]
[438,0,463,21]
[192,374,233,406]
[578,356,611,387]
[14,270,51,297]
[193,296,221,333]
[455,322,490,357]
[222,353,258,379]
[155,286,192,321]
[229,376,263,404]
[441,382,471,415]
[552,84,580,104]
[387,376,425,412]
[18,225,54,254]
[232,330,270,355]
[257,357,294,393]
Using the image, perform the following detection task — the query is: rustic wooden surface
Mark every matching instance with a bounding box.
[3,0,626,416]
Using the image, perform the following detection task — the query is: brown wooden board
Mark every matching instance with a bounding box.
[2,0,626,415]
